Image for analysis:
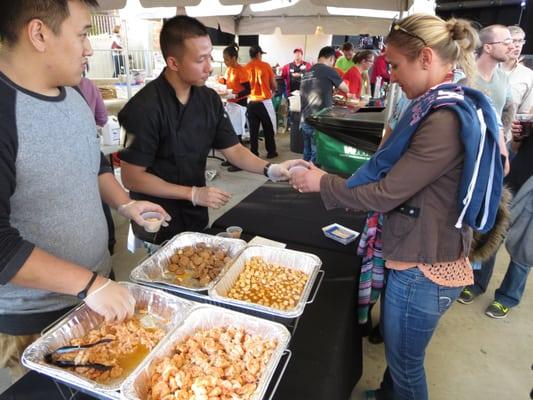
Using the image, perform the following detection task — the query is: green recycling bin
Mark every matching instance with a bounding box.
[316,130,372,176]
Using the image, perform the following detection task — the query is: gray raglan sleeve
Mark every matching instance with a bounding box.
[0,90,35,284]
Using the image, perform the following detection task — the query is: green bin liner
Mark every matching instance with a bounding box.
[316,130,371,176]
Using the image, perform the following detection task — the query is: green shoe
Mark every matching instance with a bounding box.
[485,301,510,319]
[457,288,476,304]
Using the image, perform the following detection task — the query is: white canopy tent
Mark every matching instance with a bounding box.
[93,0,433,100]
[95,0,422,35]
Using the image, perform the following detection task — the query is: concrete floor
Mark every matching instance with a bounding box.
[35,132,532,399]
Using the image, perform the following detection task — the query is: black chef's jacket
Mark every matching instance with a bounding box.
[119,70,239,243]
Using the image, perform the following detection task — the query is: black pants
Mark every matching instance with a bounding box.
[247,101,276,156]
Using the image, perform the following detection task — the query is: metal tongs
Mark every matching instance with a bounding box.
[45,338,113,371]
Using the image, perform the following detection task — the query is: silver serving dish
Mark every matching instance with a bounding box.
[121,305,291,400]
[130,232,247,294]
[21,282,194,396]
[209,245,322,319]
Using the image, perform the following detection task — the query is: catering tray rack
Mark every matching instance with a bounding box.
[131,241,324,331]
[21,285,293,400]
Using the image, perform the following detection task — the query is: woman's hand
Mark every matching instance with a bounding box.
[289,163,327,193]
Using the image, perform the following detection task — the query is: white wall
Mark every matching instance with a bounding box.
[258,28,333,67]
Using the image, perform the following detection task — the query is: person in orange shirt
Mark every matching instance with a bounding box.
[343,50,375,98]
[219,43,250,171]
[220,43,251,107]
[245,45,278,158]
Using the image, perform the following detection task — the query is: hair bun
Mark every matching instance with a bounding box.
[446,18,479,52]
[446,19,467,41]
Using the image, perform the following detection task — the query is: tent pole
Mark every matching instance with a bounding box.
[122,18,132,99]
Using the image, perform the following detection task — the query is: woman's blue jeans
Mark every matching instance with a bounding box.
[382,268,463,400]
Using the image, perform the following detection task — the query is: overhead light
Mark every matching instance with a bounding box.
[186,0,243,17]
[251,0,300,13]
[315,25,325,35]
[327,7,399,19]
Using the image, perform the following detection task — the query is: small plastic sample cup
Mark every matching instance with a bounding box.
[216,232,232,238]
[288,165,309,177]
[226,226,243,239]
[141,212,163,233]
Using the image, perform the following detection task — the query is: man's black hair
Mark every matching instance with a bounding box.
[160,15,209,60]
[318,46,336,59]
[0,0,99,46]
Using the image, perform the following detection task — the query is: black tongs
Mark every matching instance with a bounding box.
[45,338,113,371]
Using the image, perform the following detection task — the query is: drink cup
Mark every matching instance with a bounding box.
[516,114,533,138]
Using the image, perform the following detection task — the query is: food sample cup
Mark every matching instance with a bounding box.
[216,232,232,238]
[226,226,243,239]
[288,165,308,177]
[141,212,163,233]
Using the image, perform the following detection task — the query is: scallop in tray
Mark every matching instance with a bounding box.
[21,282,194,396]
[120,305,291,400]
[209,245,322,320]
[130,232,247,294]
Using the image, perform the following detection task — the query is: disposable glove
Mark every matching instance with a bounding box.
[84,278,136,322]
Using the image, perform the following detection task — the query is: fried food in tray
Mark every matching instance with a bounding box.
[48,314,165,383]
[227,256,309,311]
[165,242,232,288]
[147,326,277,400]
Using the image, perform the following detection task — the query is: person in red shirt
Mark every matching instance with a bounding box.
[343,50,375,99]
[246,45,278,158]
[281,48,311,96]
[370,46,390,95]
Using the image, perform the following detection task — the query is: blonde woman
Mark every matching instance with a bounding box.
[291,14,503,400]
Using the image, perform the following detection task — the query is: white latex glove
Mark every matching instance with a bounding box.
[191,186,231,209]
[84,278,136,322]
[118,200,171,228]
[267,159,310,182]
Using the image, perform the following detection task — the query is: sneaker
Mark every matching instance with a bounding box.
[485,301,510,319]
[457,288,476,304]
[266,152,279,159]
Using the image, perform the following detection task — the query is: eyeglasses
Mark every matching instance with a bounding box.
[390,20,428,47]
[513,38,526,45]
[486,38,514,45]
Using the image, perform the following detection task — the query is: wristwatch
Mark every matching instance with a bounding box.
[77,271,98,300]
[263,162,272,177]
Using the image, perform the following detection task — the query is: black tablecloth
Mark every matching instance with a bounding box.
[213,182,366,258]
[212,182,365,400]
[0,372,95,400]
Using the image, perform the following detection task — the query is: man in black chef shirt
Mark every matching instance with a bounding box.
[119,16,307,244]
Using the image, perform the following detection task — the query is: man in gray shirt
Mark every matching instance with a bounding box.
[0,0,168,381]
[475,25,516,142]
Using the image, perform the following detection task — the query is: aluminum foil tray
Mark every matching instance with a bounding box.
[130,232,247,293]
[121,305,291,400]
[21,282,194,395]
[209,245,322,319]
